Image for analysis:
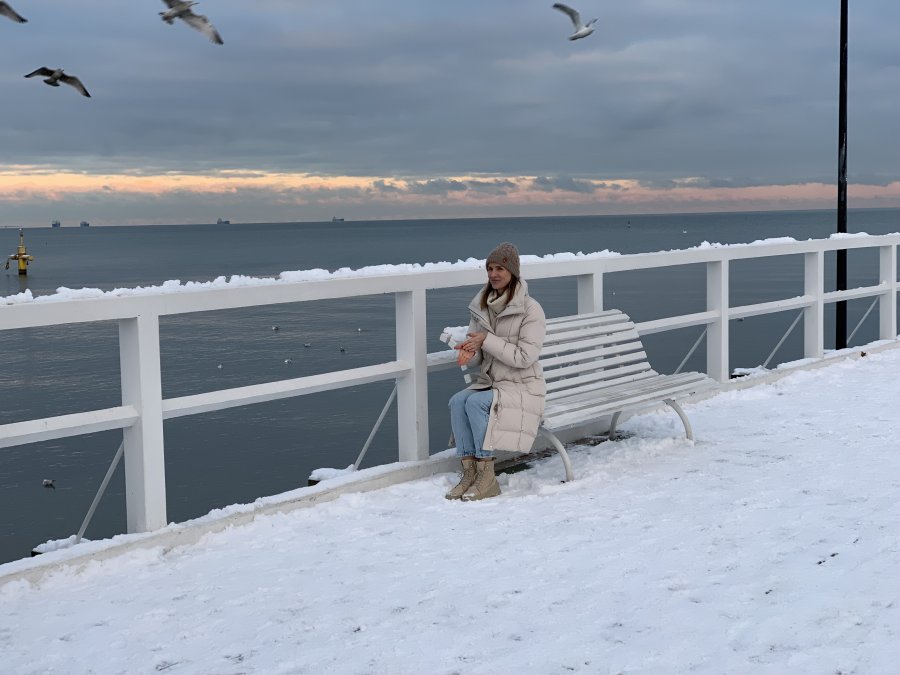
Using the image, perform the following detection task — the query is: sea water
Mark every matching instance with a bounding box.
[1,209,898,564]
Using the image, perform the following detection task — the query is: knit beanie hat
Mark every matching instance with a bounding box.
[485,242,520,278]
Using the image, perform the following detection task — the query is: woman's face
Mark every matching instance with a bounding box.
[487,263,512,291]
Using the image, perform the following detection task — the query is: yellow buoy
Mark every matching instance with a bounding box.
[6,228,35,275]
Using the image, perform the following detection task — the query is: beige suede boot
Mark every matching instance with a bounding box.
[445,457,477,500]
[461,458,501,501]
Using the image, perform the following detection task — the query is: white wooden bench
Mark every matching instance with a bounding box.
[440,309,718,481]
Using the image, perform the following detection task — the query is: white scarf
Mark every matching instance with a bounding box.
[486,289,510,330]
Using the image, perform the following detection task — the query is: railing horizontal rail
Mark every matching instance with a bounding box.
[426,351,460,371]
[730,296,815,320]
[4,235,899,332]
[635,311,719,335]
[0,406,139,449]
[1,361,434,450]
[1,233,897,539]
[824,282,892,304]
[162,361,411,419]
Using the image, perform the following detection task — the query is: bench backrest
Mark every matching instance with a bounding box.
[541,310,656,403]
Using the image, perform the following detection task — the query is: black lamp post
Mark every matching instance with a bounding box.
[835,0,848,349]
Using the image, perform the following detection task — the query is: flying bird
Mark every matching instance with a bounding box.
[552,3,598,41]
[0,1,27,23]
[159,1,223,45]
[42,479,55,489]
[25,68,91,97]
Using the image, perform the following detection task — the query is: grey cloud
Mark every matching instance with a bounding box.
[638,173,900,190]
[406,179,469,195]
[372,180,403,194]
[1,0,899,220]
[387,178,518,197]
[849,173,900,187]
[462,179,517,194]
[531,176,597,193]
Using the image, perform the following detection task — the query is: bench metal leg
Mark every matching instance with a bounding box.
[608,412,622,440]
[664,398,694,440]
[538,427,575,482]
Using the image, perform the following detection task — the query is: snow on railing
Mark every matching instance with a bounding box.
[1,234,898,536]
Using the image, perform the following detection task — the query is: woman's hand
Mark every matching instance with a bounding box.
[455,332,486,366]
[461,332,487,352]
[455,345,476,366]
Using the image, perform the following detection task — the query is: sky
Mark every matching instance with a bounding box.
[3,344,900,672]
[2,0,899,226]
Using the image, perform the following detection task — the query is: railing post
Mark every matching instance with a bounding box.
[706,259,729,382]
[395,289,429,462]
[119,314,167,533]
[879,245,898,340]
[804,251,825,358]
[576,272,603,314]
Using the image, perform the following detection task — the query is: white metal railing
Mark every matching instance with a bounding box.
[1,234,898,535]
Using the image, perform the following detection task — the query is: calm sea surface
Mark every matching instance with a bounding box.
[2,209,898,564]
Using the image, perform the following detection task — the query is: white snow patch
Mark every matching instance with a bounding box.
[0,250,622,305]
[31,535,92,555]
[2,345,900,673]
[308,465,356,481]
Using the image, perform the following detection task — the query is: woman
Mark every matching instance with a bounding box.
[446,242,547,501]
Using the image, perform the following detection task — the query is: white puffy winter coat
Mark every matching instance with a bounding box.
[465,279,546,453]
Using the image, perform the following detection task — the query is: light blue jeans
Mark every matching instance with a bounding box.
[449,388,495,459]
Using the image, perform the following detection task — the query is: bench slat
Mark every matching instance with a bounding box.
[545,370,707,411]
[544,373,712,427]
[541,328,642,357]
[543,349,650,378]
[545,382,713,432]
[545,316,633,336]
[545,314,633,334]
[544,310,626,331]
[545,361,655,392]
[546,369,658,400]
[545,361,654,393]
[542,341,645,369]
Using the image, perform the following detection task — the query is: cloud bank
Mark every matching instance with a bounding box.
[1,0,898,225]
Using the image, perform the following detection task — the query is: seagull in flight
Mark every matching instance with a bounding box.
[0,1,26,23]
[25,68,91,97]
[159,1,223,45]
[552,3,598,41]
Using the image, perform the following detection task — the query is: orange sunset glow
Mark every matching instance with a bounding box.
[3,166,900,226]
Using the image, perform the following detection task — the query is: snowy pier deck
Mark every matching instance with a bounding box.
[3,342,900,674]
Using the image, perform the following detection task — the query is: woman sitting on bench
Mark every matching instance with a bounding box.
[447,242,547,501]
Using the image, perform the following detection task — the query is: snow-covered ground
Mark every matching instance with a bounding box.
[3,346,900,674]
